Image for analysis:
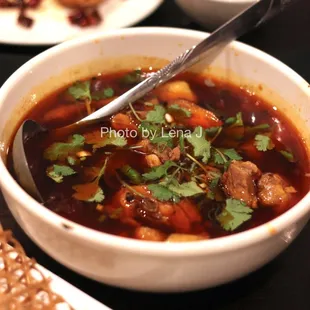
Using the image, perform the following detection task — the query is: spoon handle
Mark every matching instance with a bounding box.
[77,0,298,125]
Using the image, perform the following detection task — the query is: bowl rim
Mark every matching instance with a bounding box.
[0,27,309,257]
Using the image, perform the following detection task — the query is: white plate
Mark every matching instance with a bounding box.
[0,0,163,45]
[37,264,111,310]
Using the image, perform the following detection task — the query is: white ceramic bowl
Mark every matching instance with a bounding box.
[0,27,309,293]
[175,0,255,29]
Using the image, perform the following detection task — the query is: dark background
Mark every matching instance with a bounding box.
[1,1,310,309]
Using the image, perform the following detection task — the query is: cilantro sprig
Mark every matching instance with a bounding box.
[186,126,211,164]
[148,180,203,202]
[145,105,166,124]
[254,134,275,152]
[46,165,76,183]
[212,148,242,166]
[167,104,191,117]
[44,134,85,162]
[217,199,253,231]
[68,81,91,101]
[143,161,178,181]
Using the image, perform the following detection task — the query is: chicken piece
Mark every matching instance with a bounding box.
[221,161,262,208]
[167,99,222,129]
[258,173,296,210]
[166,234,207,242]
[155,81,198,103]
[134,227,167,241]
[57,0,103,8]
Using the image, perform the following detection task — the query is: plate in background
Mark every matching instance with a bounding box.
[0,0,163,45]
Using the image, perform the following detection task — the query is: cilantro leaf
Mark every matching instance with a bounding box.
[67,156,77,166]
[86,131,127,150]
[68,81,91,101]
[148,184,178,201]
[143,161,177,181]
[213,149,226,165]
[121,69,143,85]
[225,112,243,127]
[225,116,236,126]
[254,134,275,151]
[209,176,220,190]
[280,150,295,162]
[167,181,204,197]
[145,105,166,124]
[212,148,242,166]
[87,188,105,203]
[217,198,253,231]
[168,104,191,117]
[222,149,243,161]
[46,165,76,183]
[139,121,160,137]
[44,134,85,161]
[186,127,211,163]
[151,135,174,148]
[92,87,114,100]
[205,126,221,137]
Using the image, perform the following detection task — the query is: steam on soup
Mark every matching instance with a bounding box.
[8,68,310,242]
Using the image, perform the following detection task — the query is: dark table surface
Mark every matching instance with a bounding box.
[1,1,310,309]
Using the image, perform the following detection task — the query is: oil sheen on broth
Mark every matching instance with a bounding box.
[8,69,310,242]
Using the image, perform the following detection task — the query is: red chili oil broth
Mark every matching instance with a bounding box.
[7,69,310,240]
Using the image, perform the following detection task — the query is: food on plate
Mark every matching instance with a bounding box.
[8,68,309,242]
[0,0,103,28]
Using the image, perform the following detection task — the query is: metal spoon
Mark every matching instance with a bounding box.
[12,0,298,202]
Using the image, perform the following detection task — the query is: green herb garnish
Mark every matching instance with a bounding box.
[254,134,275,151]
[44,134,85,162]
[225,112,243,127]
[68,81,91,101]
[217,198,253,231]
[121,69,143,85]
[92,87,115,100]
[147,184,179,202]
[145,105,166,124]
[87,131,127,150]
[143,161,178,181]
[205,126,221,137]
[151,135,174,148]
[46,165,76,183]
[167,104,191,117]
[167,180,204,197]
[186,126,211,164]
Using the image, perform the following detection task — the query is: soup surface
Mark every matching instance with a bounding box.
[8,69,310,242]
